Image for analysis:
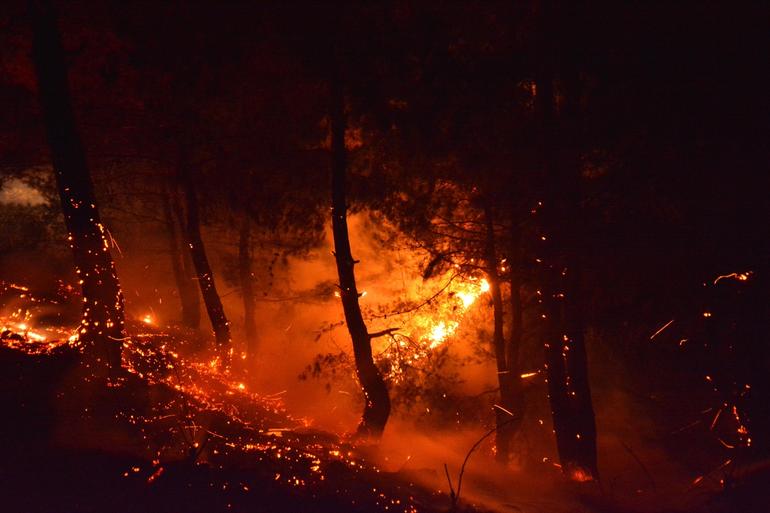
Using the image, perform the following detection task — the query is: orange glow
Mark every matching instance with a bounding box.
[376,272,490,382]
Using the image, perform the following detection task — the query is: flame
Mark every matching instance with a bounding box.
[404,275,489,348]
[376,273,490,381]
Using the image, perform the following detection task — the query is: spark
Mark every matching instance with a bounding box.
[649,319,674,340]
[713,271,752,285]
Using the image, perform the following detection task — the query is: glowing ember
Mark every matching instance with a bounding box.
[568,467,594,482]
[713,271,752,284]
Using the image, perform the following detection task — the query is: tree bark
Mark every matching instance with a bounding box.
[508,221,524,390]
[536,55,599,480]
[507,218,525,455]
[483,202,522,463]
[330,68,390,438]
[162,186,200,329]
[31,1,125,370]
[178,150,231,350]
[239,215,257,350]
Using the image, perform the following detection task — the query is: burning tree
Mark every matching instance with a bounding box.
[30,1,125,369]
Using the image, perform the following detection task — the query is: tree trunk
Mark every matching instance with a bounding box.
[483,202,521,463]
[31,1,124,370]
[239,215,257,350]
[536,57,599,480]
[178,150,231,350]
[162,186,200,329]
[330,69,390,438]
[507,218,525,454]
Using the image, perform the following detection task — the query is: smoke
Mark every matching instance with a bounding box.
[0,177,49,206]
[0,199,732,512]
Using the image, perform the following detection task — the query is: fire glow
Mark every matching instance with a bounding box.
[373,273,490,382]
[408,275,489,349]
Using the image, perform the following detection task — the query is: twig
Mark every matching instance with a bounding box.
[444,463,457,508]
[445,414,521,509]
[366,274,459,321]
[368,327,399,339]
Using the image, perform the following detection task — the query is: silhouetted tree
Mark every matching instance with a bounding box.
[331,67,390,438]
[238,216,257,344]
[162,184,200,329]
[31,0,125,369]
[535,25,598,478]
[178,147,231,349]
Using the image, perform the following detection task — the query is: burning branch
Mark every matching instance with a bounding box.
[368,328,399,339]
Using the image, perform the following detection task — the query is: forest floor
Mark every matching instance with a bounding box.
[1,320,768,513]
[0,318,496,513]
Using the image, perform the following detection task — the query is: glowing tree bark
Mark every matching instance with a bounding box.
[536,66,598,480]
[238,216,257,348]
[162,186,200,329]
[330,72,390,438]
[483,202,523,462]
[178,151,231,349]
[31,1,125,369]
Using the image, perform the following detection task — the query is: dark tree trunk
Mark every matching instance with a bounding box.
[239,216,257,350]
[330,69,390,438]
[178,150,231,350]
[506,218,525,452]
[31,1,124,370]
[162,186,200,329]
[483,202,522,463]
[508,222,524,385]
[536,56,599,480]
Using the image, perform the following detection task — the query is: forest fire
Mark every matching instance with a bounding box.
[1,2,768,512]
